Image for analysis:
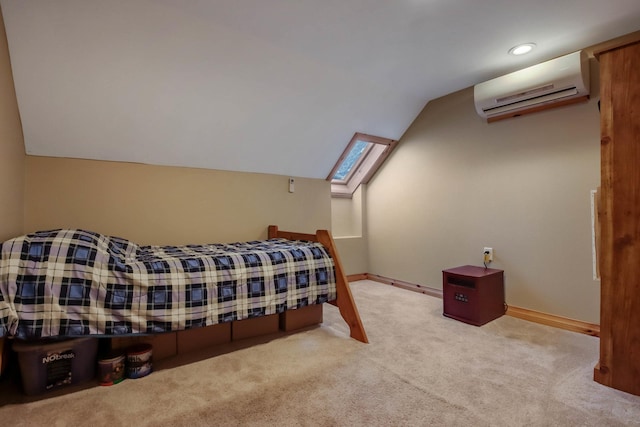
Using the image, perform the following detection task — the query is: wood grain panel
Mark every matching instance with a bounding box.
[507,306,600,337]
[594,41,640,396]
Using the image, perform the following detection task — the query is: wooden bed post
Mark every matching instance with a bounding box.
[268,226,368,343]
[316,230,369,343]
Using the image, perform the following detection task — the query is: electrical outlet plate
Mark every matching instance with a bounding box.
[483,247,493,263]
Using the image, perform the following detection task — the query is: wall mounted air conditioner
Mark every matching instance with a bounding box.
[474,50,590,123]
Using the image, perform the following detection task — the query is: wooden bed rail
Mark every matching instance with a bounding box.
[268,225,368,343]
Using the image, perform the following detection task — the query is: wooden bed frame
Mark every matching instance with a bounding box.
[268,225,368,344]
[106,226,368,362]
[0,227,369,392]
[0,226,368,380]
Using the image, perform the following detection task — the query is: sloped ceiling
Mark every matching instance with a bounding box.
[2,1,640,179]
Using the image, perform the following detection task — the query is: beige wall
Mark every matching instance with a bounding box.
[334,236,368,276]
[367,72,601,323]
[331,185,364,237]
[331,185,369,275]
[0,6,25,241]
[25,157,331,245]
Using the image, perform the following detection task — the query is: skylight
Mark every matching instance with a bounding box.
[328,133,397,198]
[332,140,369,181]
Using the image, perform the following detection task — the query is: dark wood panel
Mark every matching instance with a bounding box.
[594,41,640,396]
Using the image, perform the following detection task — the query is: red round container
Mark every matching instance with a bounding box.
[97,352,125,386]
[126,344,153,379]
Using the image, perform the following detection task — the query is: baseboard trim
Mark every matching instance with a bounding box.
[363,273,443,299]
[349,272,600,337]
[346,273,368,282]
[506,306,600,337]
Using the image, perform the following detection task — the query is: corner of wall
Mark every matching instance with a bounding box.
[0,6,26,241]
[331,185,369,275]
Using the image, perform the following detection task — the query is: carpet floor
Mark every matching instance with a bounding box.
[1,280,639,426]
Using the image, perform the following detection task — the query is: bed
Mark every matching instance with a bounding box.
[0,225,367,345]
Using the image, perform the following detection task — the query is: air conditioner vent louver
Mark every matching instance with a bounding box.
[474,51,590,122]
[495,84,554,104]
[483,87,579,115]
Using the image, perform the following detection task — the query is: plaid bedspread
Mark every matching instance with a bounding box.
[0,229,336,339]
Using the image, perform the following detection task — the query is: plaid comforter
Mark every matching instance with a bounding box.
[0,229,336,339]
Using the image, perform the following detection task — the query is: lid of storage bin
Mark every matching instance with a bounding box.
[98,351,125,363]
[126,343,152,356]
[12,337,96,352]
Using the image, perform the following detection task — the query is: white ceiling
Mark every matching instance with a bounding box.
[2,1,640,179]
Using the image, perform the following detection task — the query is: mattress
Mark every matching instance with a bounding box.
[0,229,336,339]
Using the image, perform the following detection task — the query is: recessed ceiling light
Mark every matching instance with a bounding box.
[508,43,537,56]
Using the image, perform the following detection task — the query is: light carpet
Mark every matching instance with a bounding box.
[1,280,639,426]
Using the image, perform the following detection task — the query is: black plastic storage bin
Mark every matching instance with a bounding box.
[12,337,98,395]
